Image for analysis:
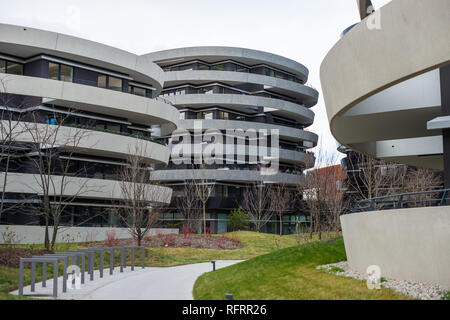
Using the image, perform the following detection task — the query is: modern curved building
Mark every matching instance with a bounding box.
[321,0,450,289]
[145,47,319,233]
[321,0,450,183]
[0,24,179,232]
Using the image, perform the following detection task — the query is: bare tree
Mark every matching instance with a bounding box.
[118,141,168,246]
[192,166,215,235]
[175,179,202,233]
[0,80,26,222]
[242,180,274,232]
[298,148,349,239]
[403,167,443,207]
[346,152,407,207]
[22,110,98,250]
[269,183,292,236]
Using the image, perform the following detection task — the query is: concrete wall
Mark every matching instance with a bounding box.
[0,225,179,245]
[341,207,450,289]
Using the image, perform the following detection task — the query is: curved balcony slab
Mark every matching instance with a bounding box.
[150,169,301,185]
[178,119,318,145]
[0,23,165,92]
[163,70,318,107]
[0,74,179,133]
[167,94,314,125]
[1,172,172,204]
[144,46,309,82]
[7,121,171,164]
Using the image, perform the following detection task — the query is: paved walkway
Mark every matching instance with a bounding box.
[10,260,244,300]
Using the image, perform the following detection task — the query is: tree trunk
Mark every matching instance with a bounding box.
[203,203,206,236]
[279,214,282,236]
[51,224,58,250]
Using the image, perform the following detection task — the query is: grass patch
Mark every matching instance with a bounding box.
[193,239,411,300]
[327,266,345,274]
[443,291,450,300]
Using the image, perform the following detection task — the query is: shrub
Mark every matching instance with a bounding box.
[105,230,119,247]
[442,291,450,300]
[231,233,239,245]
[227,208,249,231]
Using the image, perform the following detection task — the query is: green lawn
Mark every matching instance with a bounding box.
[0,231,336,300]
[193,239,411,300]
[0,231,410,300]
[148,231,340,266]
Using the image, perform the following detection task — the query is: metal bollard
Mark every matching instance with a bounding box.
[211,261,216,271]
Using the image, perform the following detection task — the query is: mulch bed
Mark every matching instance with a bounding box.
[0,248,54,268]
[82,233,244,250]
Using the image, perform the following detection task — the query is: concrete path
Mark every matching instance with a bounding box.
[10,260,244,300]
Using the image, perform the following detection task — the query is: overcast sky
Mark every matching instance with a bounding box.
[0,0,391,162]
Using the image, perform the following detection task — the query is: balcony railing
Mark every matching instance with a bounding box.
[352,189,450,213]
[68,123,166,145]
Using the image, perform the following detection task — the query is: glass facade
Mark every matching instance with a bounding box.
[60,64,73,82]
[48,62,73,82]
[0,59,23,75]
[98,75,107,88]
[108,76,122,91]
[6,61,23,75]
[163,59,303,84]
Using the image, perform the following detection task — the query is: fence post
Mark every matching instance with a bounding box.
[42,262,47,288]
[53,262,58,298]
[396,195,404,209]
[18,259,24,296]
[369,200,375,211]
[440,190,448,206]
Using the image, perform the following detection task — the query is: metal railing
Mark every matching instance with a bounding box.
[18,246,145,298]
[352,189,450,213]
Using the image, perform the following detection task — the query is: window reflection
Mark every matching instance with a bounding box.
[60,64,73,82]
[108,76,122,91]
[48,62,59,80]
[6,62,23,75]
[98,75,107,88]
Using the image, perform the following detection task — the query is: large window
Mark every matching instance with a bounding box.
[60,64,73,82]
[0,60,23,75]
[131,86,146,97]
[6,62,23,75]
[98,74,122,92]
[197,111,213,120]
[98,75,107,88]
[108,76,122,91]
[48,62,73,82]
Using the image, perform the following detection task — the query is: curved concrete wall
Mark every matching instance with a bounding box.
[166,94,314,125]
[150,169,301,185]
[164,70,318,107]
[7,121,170,163]
[0,225,179,245]
[341,207,450,290]
[0,73,179,130]
[2,172,173,203]
[179,119,318,145]
[144,46,309,82]
[0,23,165,92]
